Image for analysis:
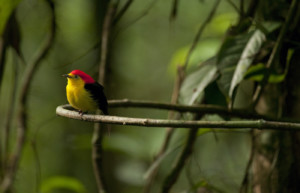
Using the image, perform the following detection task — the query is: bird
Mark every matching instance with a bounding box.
[63,69,108,115]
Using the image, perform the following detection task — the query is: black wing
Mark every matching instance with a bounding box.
[84,82,108,115]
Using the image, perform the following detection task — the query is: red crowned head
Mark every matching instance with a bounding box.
[70,70,95,84]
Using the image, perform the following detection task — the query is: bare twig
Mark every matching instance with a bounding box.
[240,0,244,17]
[92,2,117,193]
[239,130,256,193]
[56,104,300,131]
[252,0,299,107]
[113,0,134,26]
[113,0,158,40]
[0,1,56,192]
[98,2,117,86]
[107,99,284,121]
[161,128,199,193]
[2,55,19,171]
[224,0,240,14]
[170,0,179,21]
[182,0,220,69]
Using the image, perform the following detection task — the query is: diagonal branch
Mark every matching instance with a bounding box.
[182,0,220,69]
[0,1,56,192]
[113,0,134,26]
[161,127,199,193]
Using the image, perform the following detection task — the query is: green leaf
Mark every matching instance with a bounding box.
[0,0,21,36]
[229,30,266,98]
[244,63,286,83]
[179,58,218,105]
[40,176,86,193]
[216,31,254,100]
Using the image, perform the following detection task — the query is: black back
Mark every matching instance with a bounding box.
[84,82,108,115]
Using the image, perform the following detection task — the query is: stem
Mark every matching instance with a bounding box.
[182,0,220,69]
[252,0,299,106]
[92,2,117,193]
[161,128,199,193]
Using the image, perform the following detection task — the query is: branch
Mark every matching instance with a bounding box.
[98,2,117,85]
[56,104,300,131]
[162,127,199,193]
[0,1,55,192]
[170,0,179,21]
[252,0,299,106]
[92,2,117,193]
[113,0,134,26]
[182,0,220,69]
[108,99,291,121]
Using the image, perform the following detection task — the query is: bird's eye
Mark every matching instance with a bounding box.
[74,75,79,79]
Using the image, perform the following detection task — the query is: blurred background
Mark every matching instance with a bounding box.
[0,0,274,192]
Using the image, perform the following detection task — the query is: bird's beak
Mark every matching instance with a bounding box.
[62,74,71,78]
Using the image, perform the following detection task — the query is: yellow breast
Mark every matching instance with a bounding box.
[66,78,98,112]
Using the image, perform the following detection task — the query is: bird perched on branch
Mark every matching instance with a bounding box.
[63,70,108,115]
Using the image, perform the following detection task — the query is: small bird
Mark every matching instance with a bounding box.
[63,69,108,115]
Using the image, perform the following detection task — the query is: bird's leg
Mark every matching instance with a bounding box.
[78,110,84,116]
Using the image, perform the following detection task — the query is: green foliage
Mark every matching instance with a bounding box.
[229,30,266,98]
[40,176,87,193]
[0,0,21,35]
[244,63,286,83]
[179,58,218,105]
[216,31,254,100]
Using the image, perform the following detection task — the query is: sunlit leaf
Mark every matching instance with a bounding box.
[0,0,21,35]
[229,30,266,98]
[179,58,218,105]
[40,176,86,193]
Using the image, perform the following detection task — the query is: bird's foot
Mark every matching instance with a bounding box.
[78,110,84,116]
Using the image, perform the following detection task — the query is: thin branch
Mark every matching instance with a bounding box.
[161,127,199,193]
[112,0,158,41]
[224,0,240,14]
[98,2,117,85]
[252,0,299,106]
[170,0,179,21]
[113,0,134,26]
[107,99,293,122]
[2,55,19,171]
[56,104,300,131]
[182,0,220,69]
[239,130,256,193]
[240,0,244,17]
[0,1,56,192]
[143,66,185,193]
[92,2,117,193]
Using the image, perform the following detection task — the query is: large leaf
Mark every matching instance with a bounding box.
[216,31,254,100]
[0,0,21,35]
[229,30,266,98]
[179,58,218,105]
[40,176,87,193]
